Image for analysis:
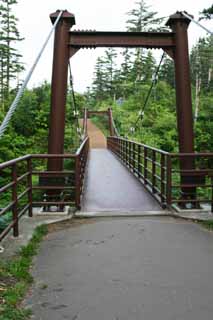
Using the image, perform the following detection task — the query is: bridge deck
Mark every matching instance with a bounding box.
[82,149,162,212]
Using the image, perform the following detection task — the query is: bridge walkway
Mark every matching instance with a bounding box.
[81,121,162,212]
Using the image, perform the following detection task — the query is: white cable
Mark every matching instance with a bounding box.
[0,10,63,138]
[181,11,213,35]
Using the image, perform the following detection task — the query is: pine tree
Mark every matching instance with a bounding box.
[159,57,175,88]
[0,0,24,107]
[104,48,118,99]
[199,5,213,20]
[126,0,165,83]
[92,57,107,101]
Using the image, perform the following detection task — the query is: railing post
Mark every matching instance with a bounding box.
[133,143,136,174]
[12,163,18,237]
[166,155,172,207]
[125,140,128,165]
[144,147,148,185]
[75,155,81,210]
[152,150,156,193]
[161,154,166,206]
[138,144,141,178]
[27,158,33,217]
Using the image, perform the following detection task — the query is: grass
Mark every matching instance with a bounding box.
[0,224,48,320]
[199,220,213,231]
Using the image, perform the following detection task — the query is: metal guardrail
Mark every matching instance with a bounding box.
[107,136,213,211]
[0,137,89,242]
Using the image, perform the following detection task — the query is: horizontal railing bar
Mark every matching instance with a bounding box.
[32,170,74,175]
[172,169,213,174]
[0,154,31,170]
[76,137,89,156]
[18,203,30,219]
[32,201,74,206]
[172,184,213,188]
[0,220,16,242]
[171,153,213,157]
[0,181,15,194]
[31,154,76,158]
[32,186,75,190]
[17,188,30,201]
[17,172,30,183]
[108,136,169,155]
[172,199,212,203]
[0,201,15,217]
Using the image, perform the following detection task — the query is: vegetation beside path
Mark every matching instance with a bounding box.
[0,225,48,320]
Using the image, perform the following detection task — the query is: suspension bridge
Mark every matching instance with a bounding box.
[0,9,213,241]
[0,8,213,319]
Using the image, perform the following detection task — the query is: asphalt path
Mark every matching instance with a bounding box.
[25,217,213,320]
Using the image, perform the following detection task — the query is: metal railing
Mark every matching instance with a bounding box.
[107,136,169,207]
[169,153,213,210]
[107,136,213,211]
[0,137,89,242]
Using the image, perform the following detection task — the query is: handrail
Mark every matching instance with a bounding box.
[76,136,89,156]
[108,136,169,155]
[0,137,90,243]
[0,155,31,170]
[107,136,213,211]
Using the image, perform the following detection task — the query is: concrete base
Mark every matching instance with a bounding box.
[76,210,170,218]
[0,213,74,259]
[37,206,70,216]
[171,210,213,221]
[172,204,210,213]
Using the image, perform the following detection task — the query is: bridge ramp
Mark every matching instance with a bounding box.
[82,149,162,212]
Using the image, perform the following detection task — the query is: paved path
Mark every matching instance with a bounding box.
[25,217,213,320]
[82,149,162,212]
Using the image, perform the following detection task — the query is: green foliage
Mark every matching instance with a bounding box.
[86,1,213,154]
[199,5,213,20]
[0,225,48,319]
[0,0,24,107]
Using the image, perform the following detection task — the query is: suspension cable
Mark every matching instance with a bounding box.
[0,10,63,138]
[111,115,120,136]
[68,61,81,137]
[181,11,213,35]
[130,52,165,133]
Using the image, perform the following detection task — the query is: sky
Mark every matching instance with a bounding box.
[14,0,213,93]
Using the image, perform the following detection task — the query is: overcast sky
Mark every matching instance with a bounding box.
[14,0,213,93]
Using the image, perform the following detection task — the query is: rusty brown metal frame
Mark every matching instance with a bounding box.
[107,136,213,211]
[87,108,115,136]
[69,31,175,57]
[0,137,89,242]
[48,10,196,205]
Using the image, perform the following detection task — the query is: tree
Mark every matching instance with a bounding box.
[199,5,213,20]
[126,0,165,82]
[103,48,118,99]
[159,57,175,88]
[92,57,107,102]
[0,0,24,107]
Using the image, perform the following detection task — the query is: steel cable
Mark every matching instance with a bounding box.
[0,10,63,138]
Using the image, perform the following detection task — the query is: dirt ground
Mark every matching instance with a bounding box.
[80,119,107,148]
